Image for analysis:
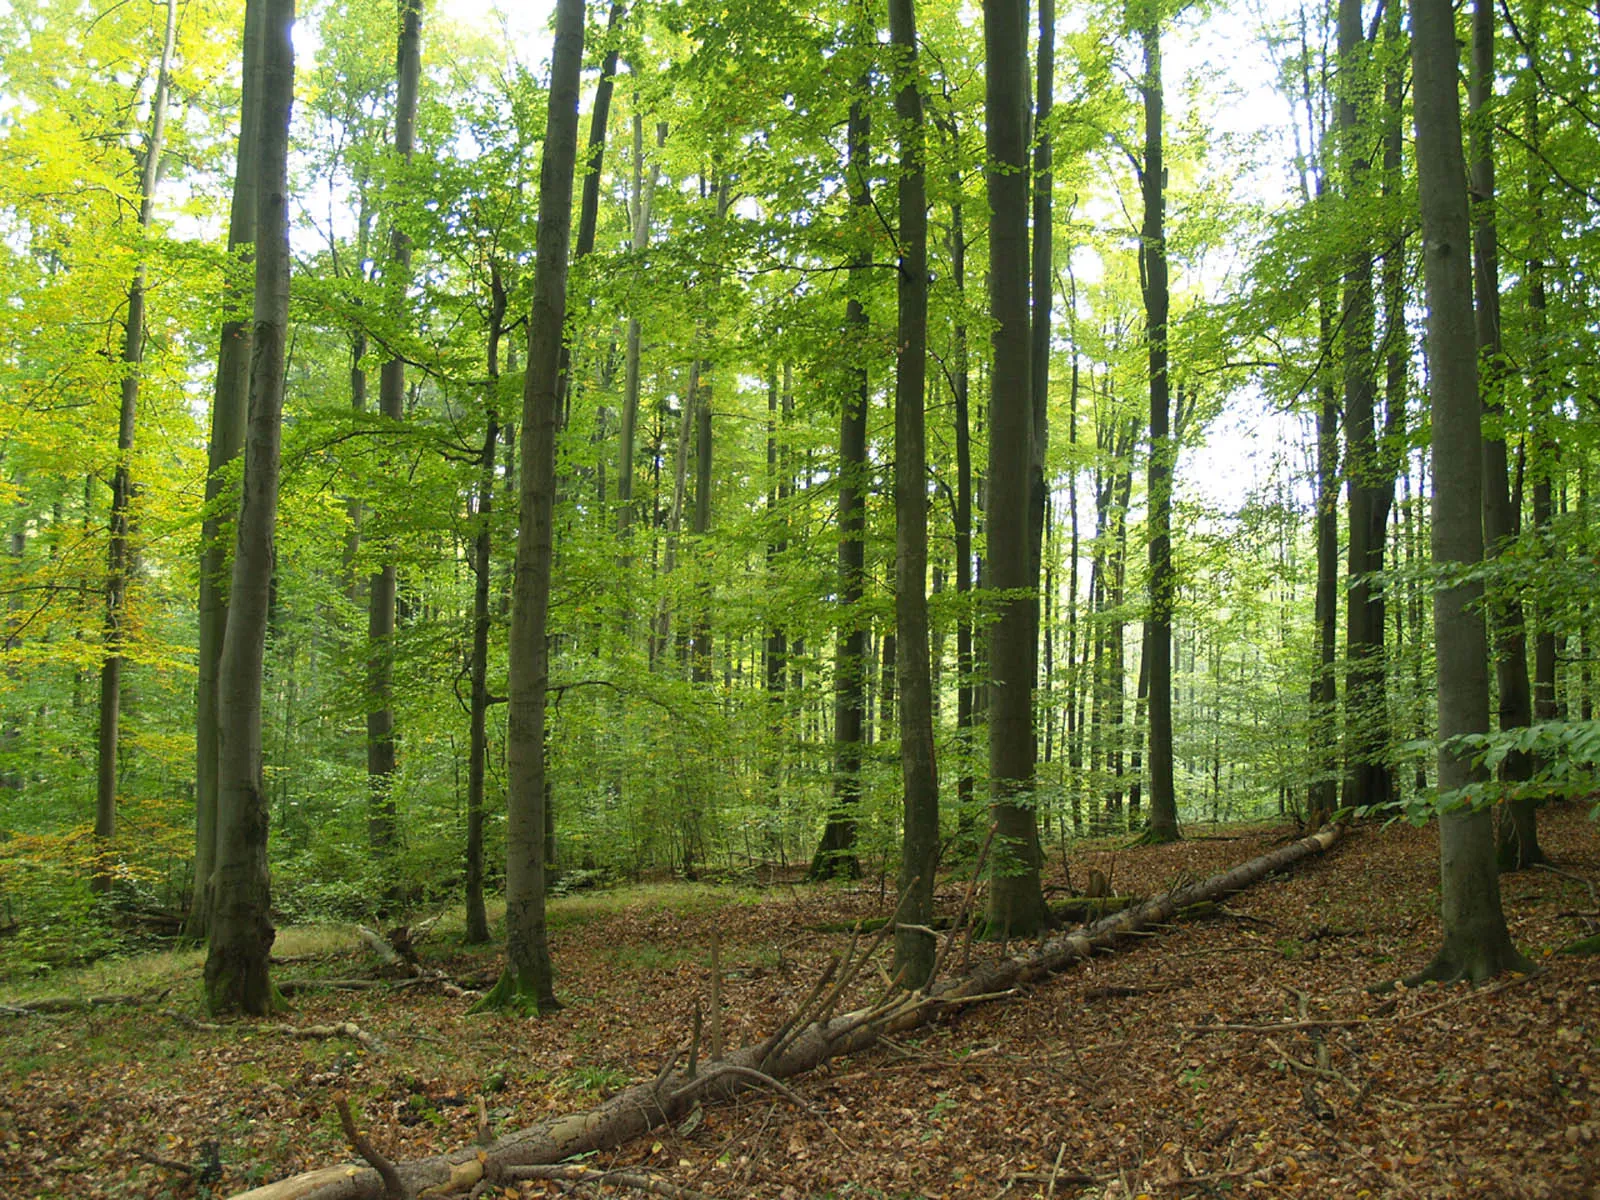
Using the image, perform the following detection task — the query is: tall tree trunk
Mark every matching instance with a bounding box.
[474,0,585,1016]
[464,264,507,947]
[95,0,178,895]
[1525,11,1557,741]
[983,0,1045,933]
[366,0,423,854]
[889,0,937,989]
[1140,9,1179,843]
[189,0,260,940]
[205,0,295,1017]
[1026,0,1054,735]
[946,142,976,835]
[1472,0,1542,869]
[1403,0,1530,985]
[616,117,662,549]
[764,363,790,810]
[811,83,872,881]
[554,0,623,433]
[1337,0,1392,816]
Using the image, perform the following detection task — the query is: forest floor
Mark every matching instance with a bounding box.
[2,807,1599,1200]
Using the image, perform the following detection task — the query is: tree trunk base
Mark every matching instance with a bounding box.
[469,968,562,1016]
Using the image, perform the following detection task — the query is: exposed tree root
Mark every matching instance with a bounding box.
[226,823,1344,1200]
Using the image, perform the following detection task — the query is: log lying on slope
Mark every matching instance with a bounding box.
[231,823,1344,1200]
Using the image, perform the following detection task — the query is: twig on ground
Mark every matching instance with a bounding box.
[1536,862,1598,905]
[1044,1143,1069,1200]
[335,1095,407,1200]
[932,822,997,985]
[1264,1036,1362,1096]
[160,1011,384,1052]
[502,1164,714,1200]
[1184,969,1541,1034]
[709,931,724,1061]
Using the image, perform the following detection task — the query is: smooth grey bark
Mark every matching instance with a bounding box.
[204,0,295,1017]
[1403,0,1531,985]
[1140,8,1179,843]
[888,0,938,991]
[811,83,872,882]
[94,0,178,895]
[983,0,1045,933]
[366,0,423,854]
[189,0,262,940]
[1470,0,1542,869]
[473,0,585,1015]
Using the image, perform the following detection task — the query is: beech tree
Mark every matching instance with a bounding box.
[1403,0,1532,985]
[474,0,585,1015]
[983,0,1045,935]
[889,0,938,990]
[205,0,295,1017]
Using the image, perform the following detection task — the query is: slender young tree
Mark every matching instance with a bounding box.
[464,263,507,946]
[94,0,178,894]
[811,73,872,881]
[205,0,295,1017]
[888,0,938,990]
[983,0,1046,933]
[474,0,585,1015]
[1140,0,1179,842]
[366,0,423,853]
[1402,0,1531,985]
[189,0,262,940]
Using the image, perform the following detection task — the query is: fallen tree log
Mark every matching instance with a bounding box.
[229,823,1344,1200]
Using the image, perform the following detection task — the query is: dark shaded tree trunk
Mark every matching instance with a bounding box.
[366,0,423,854]
[473,0,586,1016]
[1026,0,1054,739]
[1336,0,1390,819]
[889,0,938,990]
[811,83,872,882]
[189,0,260,940]
[1140,9,1179,843]
[982,0,1045,933]
[1403,0,1531,985]
[205,0,295,1017]
[95,0,178,895]
[1471,0,1542,869]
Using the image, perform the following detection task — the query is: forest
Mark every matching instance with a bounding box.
[1,0,1599,1193]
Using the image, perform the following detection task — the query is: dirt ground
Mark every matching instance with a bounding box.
[3,806,1598,1200]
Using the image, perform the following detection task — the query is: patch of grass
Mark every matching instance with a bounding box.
[606,942,699,971]
[560,1064,630,1095]
[546,881,752,931]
